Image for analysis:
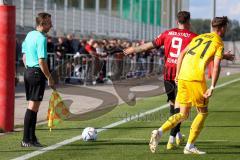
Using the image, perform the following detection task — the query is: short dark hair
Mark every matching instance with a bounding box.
[36,12,51,26]
[177,11,190,24]
[211,16,229,28]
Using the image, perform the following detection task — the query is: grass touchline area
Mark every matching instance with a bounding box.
[9,74,240,158]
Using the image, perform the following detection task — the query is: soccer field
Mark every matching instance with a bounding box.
[1,74,240,160]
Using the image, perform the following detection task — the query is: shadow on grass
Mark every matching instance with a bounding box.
[205,125,240,128]
[199,144,240,149]
[36,125,190,131]
[207,151,240,154]
[67,140,159,147]
[0,149,35,153]
[209,110,240,113]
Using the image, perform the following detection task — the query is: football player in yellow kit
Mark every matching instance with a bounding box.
[149,16,230,154]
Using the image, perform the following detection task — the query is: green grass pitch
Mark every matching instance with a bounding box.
[1,74,240,160]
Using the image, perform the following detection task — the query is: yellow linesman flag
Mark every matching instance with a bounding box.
[47,90,70,131]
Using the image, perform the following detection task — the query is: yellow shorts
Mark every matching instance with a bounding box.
[176,79,208,108]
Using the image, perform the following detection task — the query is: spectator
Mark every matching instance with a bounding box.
[63,34,79,54]
[55,37,67,61]
[47,36,55,72]
[77,39,87,55]
[85,38,98,57]
[63,34,74,54]
[136,40,148,77]
[47,36,55,53]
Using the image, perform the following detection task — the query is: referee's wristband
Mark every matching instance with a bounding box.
[209,85,215,90]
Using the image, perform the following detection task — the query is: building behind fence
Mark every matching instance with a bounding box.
[14,0,189,40]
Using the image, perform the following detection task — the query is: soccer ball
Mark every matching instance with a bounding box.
[81,127,98,141]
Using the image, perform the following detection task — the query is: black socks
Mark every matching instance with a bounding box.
[170,108,181,137]
[170,105,175,116]
[23,109,38,142]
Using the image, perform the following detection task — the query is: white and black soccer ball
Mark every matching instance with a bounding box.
[81,127,98,141]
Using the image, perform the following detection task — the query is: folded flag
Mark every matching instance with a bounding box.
[47,90,70,131]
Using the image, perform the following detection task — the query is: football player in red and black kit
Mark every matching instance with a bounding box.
[124,11,195,149]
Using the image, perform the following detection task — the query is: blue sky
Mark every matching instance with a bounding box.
[190,0,240,22]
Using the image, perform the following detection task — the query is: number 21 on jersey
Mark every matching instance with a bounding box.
[187,38,212,58]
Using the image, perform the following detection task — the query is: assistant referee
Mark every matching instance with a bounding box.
[21,12,55,147]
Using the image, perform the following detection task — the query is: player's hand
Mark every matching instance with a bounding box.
[203,88,213,98]
[223,50,235,61]
[48,76,56,90]
[123,47,134,55]
[174,77,178,84]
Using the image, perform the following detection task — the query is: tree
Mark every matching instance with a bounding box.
[191,19,240,41]
[191,19,211,34]
[224,20,240,41]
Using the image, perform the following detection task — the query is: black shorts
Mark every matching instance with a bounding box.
[164,80,177,102]
[24,67,46,101]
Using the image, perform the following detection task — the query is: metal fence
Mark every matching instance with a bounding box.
[15,41,240,85]
[47,53,164,85]
[223,41,240,66]
[13,0,165,41]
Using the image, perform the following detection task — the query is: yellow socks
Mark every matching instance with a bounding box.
[161,113,187,133]
[160,111,208,146]
[187,112,208,144]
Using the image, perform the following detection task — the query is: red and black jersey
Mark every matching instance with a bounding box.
[152,28,197,81]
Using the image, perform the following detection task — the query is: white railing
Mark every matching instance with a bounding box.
[47,53,163,85]
[13,0,165,41]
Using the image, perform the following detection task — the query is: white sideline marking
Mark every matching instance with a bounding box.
[13,104,168,160]
[215,78,240,89]
[12,78,240,160]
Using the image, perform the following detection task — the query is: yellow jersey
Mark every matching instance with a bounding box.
[178,32,224,82]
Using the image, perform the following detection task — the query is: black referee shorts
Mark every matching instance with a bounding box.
[164,80,177,102]
[24,67,46,101]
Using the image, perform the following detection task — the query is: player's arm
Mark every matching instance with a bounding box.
[37,37,55,89]
[175,45,189,83]
[123,42,155,55]
[39,59,51,79]
[203,56,221,98]
[22,53,26,68]
[223,50,235,61]
[39,58,55,90]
